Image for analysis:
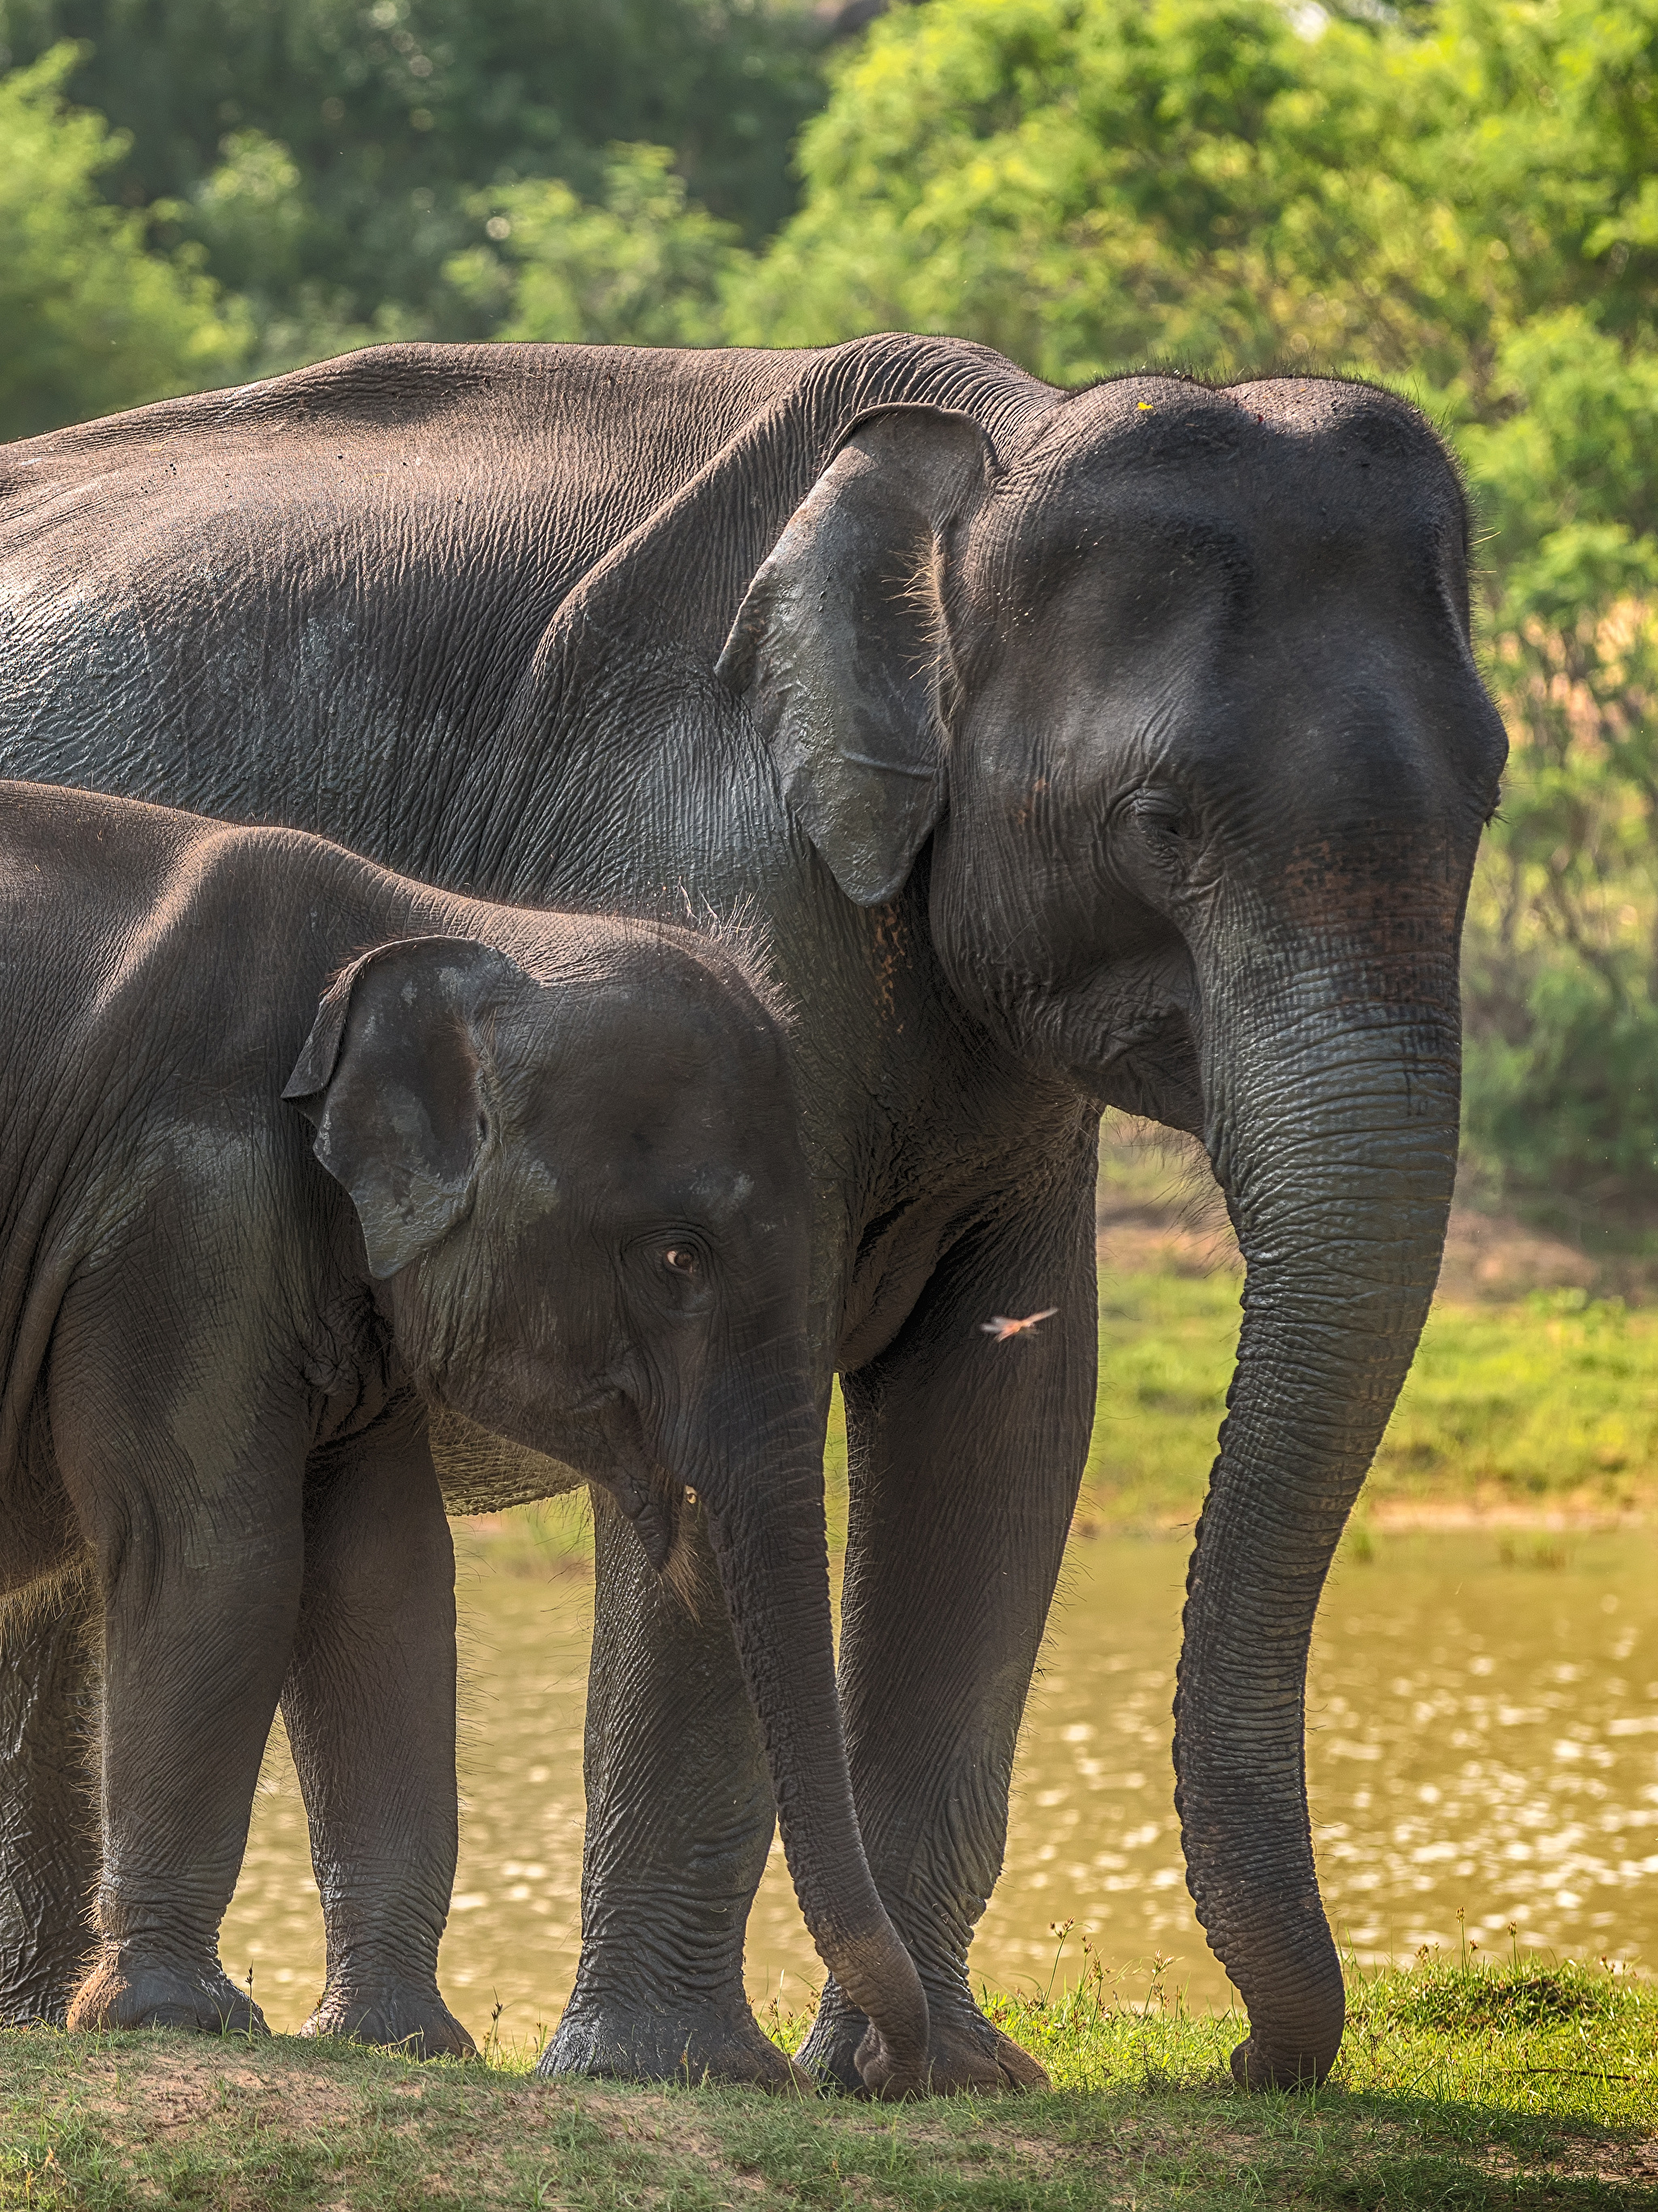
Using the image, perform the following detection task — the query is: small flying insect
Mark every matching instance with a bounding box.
[980,1308,1059,1342]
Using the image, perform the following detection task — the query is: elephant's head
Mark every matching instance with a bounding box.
[285,921,929,2095]
[720,375,1508,2087]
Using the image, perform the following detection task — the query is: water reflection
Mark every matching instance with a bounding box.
[984,1530,1658,2006]
[220,1526,1658,2039]
[1310,1534,1658,1968]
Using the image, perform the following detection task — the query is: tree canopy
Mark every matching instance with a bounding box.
[0,45,246,439]
[7,0,1658,1215]
[0,0,823,354]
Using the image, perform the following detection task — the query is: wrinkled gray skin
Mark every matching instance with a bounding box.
[0,337,1507,2090]
[0,779,929,2093]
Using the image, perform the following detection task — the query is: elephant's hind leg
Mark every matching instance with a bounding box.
[0,1571,100,2023]
[283,1405,474,2061]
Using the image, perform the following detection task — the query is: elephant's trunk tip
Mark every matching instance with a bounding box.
[693,1395,933,2100]
[1229,2027,1341,2094]
[851,1975,932,2101]
[788,1895,930,2097]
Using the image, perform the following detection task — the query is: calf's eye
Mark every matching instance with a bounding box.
[663,1248,699,1278]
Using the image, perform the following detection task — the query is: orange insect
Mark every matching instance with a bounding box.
[980,1308,1059,1342]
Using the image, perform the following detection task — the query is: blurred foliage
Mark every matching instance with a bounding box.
[8,0,1658,1215]
[1084,1270,1658,1526]
[444,144,746,348]
[0,0,824,366]
[724,0,1658,381]
[0,45,249,438]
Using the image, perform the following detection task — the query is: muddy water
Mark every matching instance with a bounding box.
[221,1528,1658,2040]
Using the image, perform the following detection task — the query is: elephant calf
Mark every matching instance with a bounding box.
[0,778,928,2091]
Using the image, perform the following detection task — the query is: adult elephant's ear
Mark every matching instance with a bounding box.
[716,406,997,907]
[283,937,527,1278]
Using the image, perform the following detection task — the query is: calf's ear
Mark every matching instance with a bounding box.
[284,936,527,1278]
[716,406,996,908]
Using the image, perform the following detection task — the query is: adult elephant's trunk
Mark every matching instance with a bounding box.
[1177,908,1462,2091]
[681,1365,931,2098]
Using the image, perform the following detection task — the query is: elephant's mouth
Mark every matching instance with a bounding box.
[478,1379,687,1579]
[1079,1008,1205,1133]
[584,1394,690,1585]
[605,1458,678,1573]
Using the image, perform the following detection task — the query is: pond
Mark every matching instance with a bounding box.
[221,1524,1658,2041]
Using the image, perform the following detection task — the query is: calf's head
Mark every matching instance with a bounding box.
[284,925,809,1558]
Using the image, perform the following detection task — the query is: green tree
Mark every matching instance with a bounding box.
[725,0,1658,397]
[445,144,746,347]
[726,0,1335,374]
[185,125,424,375]
[0,45,248,441]
[0,0,824,342]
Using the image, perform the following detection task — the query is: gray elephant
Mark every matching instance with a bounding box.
[0,778,929,2094]
[0,338,1506,2091]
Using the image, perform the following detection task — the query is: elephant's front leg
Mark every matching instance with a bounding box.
[538,1488,793,2087]
[803,1148,1098,2094]
[0,1573,100,2023]
[61,1450,308,2037]
[282,1402,474,2058]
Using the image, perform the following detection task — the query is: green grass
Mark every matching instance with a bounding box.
[4,1956,1654,2209]
[1084,1124,1658,1525]
[1085,1279,1658,1531]
[1371,1291,1658,1516]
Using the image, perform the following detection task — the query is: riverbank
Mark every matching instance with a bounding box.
[3,1958,1653,2209]
[460,1266,1658,1580]
[460,1142,1658,1578]
[1084,1124,1658,1532]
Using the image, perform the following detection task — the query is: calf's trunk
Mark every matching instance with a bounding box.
[683,1367,931,2097]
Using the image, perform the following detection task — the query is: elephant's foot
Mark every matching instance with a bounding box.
[0,1943,92,2028]
[67,1947,267,2037]
[301,1980,475,2060]
[538,1990,812,2091]
[802,1989,1048,2097]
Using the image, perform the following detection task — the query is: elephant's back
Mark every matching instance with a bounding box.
[0,334,1052,887]
[0,340,823,569]
[0,344,820,845]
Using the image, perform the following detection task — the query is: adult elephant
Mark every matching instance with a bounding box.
[0,336,1505,2091]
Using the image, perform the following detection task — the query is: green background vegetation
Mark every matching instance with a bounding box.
[1086,1274,1658,1529]
[476,1270,1658,1563]
[6,0,1658,1235]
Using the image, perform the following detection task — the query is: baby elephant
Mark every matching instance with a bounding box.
[0,780,927,2093]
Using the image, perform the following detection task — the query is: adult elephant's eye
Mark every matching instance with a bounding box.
[663,1247,699,1278]
[1126,789,1190,848]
